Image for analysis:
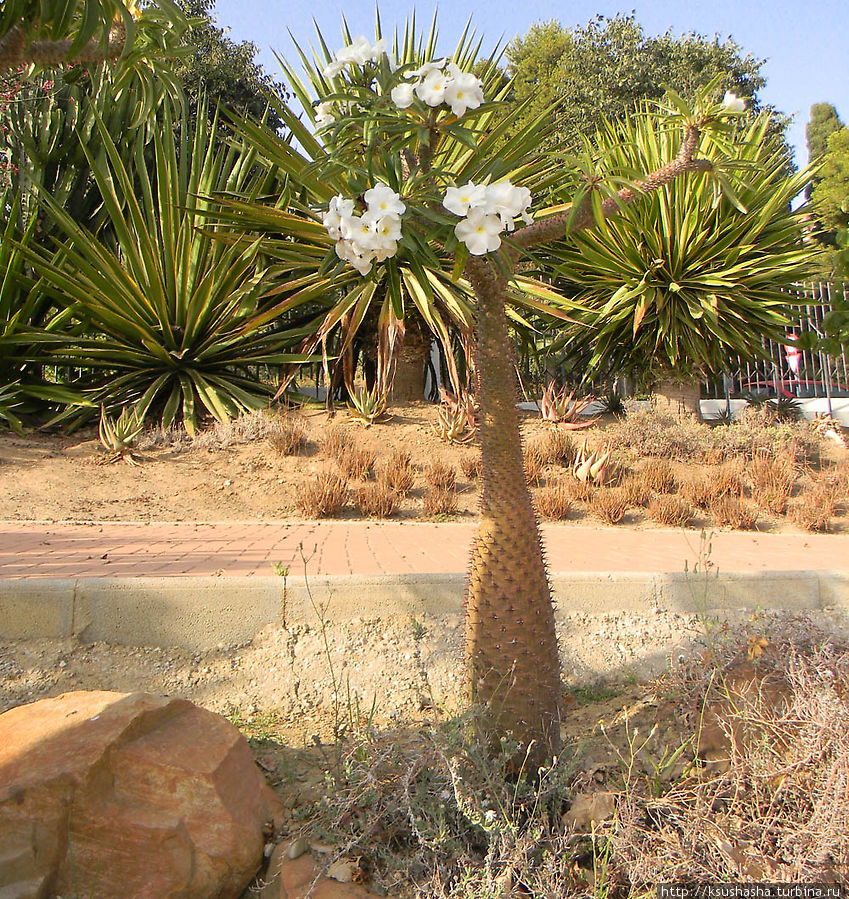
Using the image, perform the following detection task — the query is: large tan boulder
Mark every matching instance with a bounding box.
[0,691,283,898]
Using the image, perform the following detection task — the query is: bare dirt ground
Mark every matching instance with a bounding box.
[1,401,846,532]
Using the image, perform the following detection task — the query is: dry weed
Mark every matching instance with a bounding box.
[524,450,545,486]
[748,449,795,514]
[191,409,277,449]
[356,482,399,518]
[637,459,675,494]
[339,445,376,480]
[619,476,650,508]
[533,483,572,520]
[679,473,714,510]
[460,453,482,482]
[422,485,457,517]
[648,494,693,527]
[792,479,838,532]
[713,460,745,498]
[376,450,415,496]
[590,486,628,524]
[321,426,354,463]
[267,416,307,456]
[710,495,757,529]
[297,469,348,518]
[536,429,577,467]
[423,461,456,491]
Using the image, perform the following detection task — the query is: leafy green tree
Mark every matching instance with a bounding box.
[173,0,285,131]
[545,109,815,410]
[807,103,843,166]
[811,126,849,233]
[506,15,783,156]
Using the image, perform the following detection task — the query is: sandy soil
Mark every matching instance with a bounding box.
[1,401,846,532]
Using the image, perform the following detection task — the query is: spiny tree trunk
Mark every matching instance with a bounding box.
[461,121,712,767]
[465,257,562,768]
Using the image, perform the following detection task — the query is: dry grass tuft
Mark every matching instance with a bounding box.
[191,409,278,450]
[637,459,675,494]
[619,476,650,508]
[679,473,715,510]
[748,449,795,514]
[710,495,757,529]
[423,461,456,492]
[321,426,354,463]
[297,469,348,518]
[267,416,308,456]
[339,445,376,480]
[792,478,838,532]
[356,481,399,518]
[648,493,693,527]
[713,460,745,498]
[536,429,577,467]
[533,483,572,520]
[524,450,545,486]
[376,449,415,496]
[422,485,457,517]
[590,486,629,524]
[460,453,482,482]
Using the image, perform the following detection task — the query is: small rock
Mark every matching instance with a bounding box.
[288,836,310,859]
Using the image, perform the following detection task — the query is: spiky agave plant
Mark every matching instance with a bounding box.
[229,18,750,767]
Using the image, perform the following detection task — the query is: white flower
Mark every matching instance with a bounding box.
[364,182,406,217]
[415,68,449,107]
[443,182,487,217]
[409,58,445,79]
[314,102,335,129]
[444,71,484,117]
[455,210,503,255]
[323,36,388,77]
[484,181,532,230]
[335,239,374,276]
[329,195,355,217]
[323,59,344,79]
[390,82,415,109]
[363,210,403,244]
[722,91,746,113]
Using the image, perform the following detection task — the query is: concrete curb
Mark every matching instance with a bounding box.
[3,570,849,651]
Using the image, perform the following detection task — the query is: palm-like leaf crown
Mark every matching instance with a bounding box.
[223,13,582,397]
[548,108,814,384]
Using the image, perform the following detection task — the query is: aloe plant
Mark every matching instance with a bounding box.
[24,104,313,432]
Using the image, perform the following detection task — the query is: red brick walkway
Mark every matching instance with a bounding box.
[0,520,846,579]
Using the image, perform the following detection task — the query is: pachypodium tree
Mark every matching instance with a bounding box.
[241,21,745,766]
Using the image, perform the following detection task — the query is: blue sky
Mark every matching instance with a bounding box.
[212,0,847,169]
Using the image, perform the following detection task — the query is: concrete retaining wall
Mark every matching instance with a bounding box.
[3,570,849,651]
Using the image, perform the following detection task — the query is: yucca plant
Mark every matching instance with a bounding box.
[0,197,86,432]
[549,110,816,392]
[347,385,391,425]
[24,103,313,432]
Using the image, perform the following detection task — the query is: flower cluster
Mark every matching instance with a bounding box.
[443,181,533,255]
[391,60,484,117]
[323,36,395,79]
[322,184,406,276]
